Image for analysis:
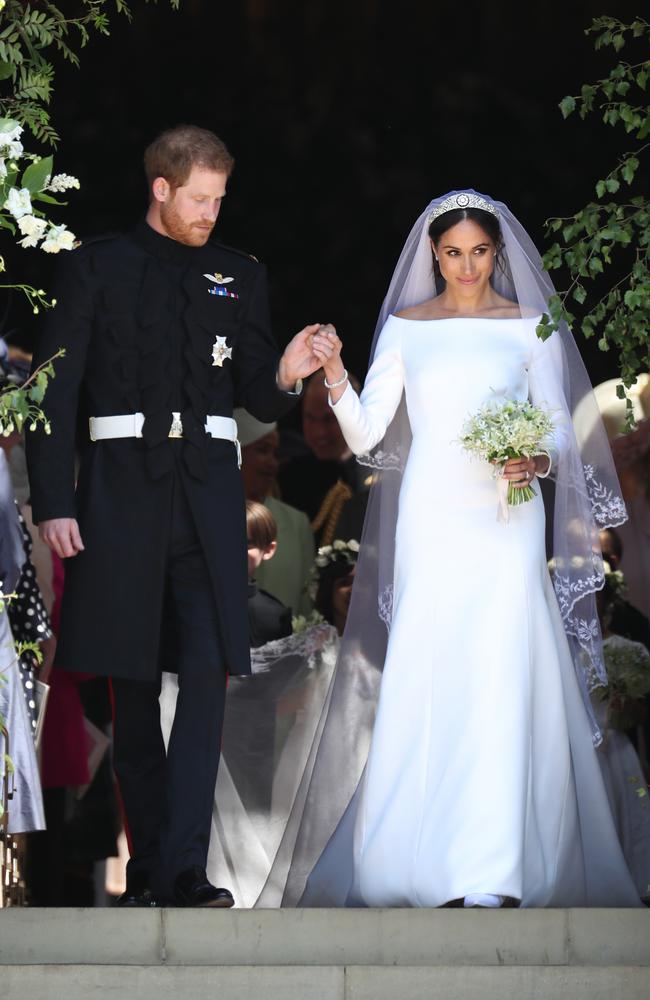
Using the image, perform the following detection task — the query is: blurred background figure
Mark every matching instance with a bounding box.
[599,527,650,651]
[311,539,360,636]
[597,531,650,773]
[246,500,292,648]
[593,561,650,901]
[0,448,45,880]
[236,408,314,616]
[278,374,369,545]
[0,339,118,906]
[577,374,650,620]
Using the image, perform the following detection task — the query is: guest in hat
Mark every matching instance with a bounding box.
[235,408,314,616]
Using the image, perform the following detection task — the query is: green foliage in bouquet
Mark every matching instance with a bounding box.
[459,399,554,506]
[539,16,650,424]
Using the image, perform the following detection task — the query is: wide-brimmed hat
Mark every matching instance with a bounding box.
[234,408,277,447]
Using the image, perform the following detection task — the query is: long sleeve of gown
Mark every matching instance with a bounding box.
[526,325,572,480]
[329,316,404,455]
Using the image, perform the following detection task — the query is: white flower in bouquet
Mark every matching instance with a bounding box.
[17,214,48,248]
[459,399,554,514]
[42,224,76,254]
[45,173,81,193]
[4,186,33,219]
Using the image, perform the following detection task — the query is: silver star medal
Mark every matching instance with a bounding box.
[212,335,232,367]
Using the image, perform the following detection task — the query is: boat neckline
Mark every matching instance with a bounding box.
[389,314,542,324]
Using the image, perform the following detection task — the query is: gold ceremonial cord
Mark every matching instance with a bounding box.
[311,480,353,546]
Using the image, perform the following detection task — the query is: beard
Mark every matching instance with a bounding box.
[160,198,214,247]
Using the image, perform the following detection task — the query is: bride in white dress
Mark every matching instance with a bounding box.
[258,191,644,909]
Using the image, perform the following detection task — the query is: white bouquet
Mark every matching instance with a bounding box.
[459,399,554,515]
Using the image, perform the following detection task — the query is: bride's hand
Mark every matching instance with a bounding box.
[311,323,343,372]
[502,455,549,488]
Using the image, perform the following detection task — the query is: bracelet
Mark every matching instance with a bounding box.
[323,368,348,390]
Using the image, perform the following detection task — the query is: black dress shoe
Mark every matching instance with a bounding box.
[173,866,234,908]
[116,871,159,908]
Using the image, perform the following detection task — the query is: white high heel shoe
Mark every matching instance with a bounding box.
[463,893,504,908]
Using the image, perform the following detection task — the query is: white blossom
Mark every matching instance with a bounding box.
[45,173,81,193]
[0,159,6,182]
[41,224,76,254]
[4,186,33,219]
[18,233,41,249]
[18,214,47,239]
[347,539,360,552]
[0,123,24,160]
[18,215,48,248]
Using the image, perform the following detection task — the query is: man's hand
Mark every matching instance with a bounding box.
[39,518,85,559]
[277,323,328,389]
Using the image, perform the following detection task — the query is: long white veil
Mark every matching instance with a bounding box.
[256,191,628,907]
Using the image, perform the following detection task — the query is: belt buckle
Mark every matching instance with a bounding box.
[168,412,183,439]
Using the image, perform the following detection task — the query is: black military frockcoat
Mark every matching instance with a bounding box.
[26,220,298,681]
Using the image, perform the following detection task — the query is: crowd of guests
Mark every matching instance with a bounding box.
[1,352,649,906]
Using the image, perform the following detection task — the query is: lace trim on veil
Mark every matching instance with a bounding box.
[582,464,627,528]
[357,447,405,472]
[250,624,338,673]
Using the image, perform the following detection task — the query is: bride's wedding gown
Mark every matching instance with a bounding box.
[314,314,641,907]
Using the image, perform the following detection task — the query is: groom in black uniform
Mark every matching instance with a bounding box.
[26,125,325,907]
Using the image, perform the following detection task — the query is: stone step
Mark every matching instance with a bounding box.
[0,908,648,1000]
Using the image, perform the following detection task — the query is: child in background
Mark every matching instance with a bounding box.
[246,501,292,648]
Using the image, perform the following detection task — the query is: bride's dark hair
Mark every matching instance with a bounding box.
[428,207,505,281]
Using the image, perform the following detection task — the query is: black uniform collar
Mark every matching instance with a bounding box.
[132,218,208,265]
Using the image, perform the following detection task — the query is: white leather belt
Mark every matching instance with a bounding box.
[88,412,241,467]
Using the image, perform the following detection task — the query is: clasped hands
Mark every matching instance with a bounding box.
[277,323,344,392]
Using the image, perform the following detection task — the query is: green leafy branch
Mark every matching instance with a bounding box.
[0,347,64,435]
[0,0,180,144]
[539,16,650,421]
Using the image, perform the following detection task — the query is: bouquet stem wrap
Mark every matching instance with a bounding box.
[496,462,537,523]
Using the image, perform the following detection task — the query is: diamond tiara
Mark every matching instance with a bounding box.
[428,193,499,224]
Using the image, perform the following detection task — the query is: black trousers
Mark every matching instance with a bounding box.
[111,474,227,895]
